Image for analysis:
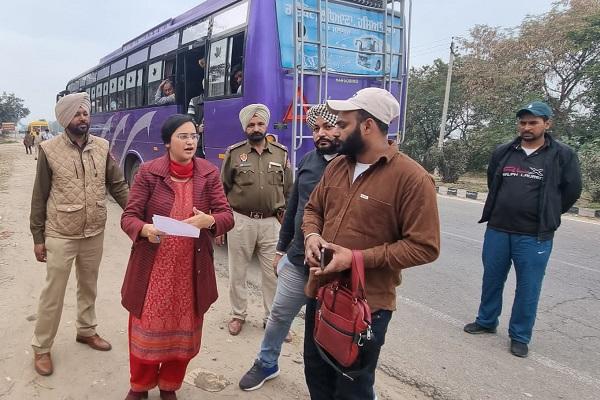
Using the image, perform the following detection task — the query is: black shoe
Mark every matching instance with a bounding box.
[239,360,280,391]
[463,322,497,334]
[510,340,529,358]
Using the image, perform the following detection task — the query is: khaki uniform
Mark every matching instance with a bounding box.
[29,132,128,354]
[221,139,292,322]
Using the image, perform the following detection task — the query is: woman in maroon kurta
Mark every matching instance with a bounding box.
[120,115,234,400]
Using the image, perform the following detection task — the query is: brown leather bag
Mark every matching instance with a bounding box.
[313,250,372,380]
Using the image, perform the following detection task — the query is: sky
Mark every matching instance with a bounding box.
[0,0,556,125]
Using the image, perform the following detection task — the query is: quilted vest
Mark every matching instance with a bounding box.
[42,133,109,239]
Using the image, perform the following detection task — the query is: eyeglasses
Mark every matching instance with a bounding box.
[175,133,200,141]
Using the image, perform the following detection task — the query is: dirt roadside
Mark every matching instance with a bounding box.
[0,142,426,400]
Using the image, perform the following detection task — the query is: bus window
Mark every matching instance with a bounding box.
[228,33,244,95]
[117,75,126,109]
[147,60,163,105]
[125,70,137,108]
[91,86,96,113]
[109,77,118,111]
[208,38,227,97]
[136,68,144,107]
[208,32,245,98]
[103,81,110,112]
[96,83,103,113]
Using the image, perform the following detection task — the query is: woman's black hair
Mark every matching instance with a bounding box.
[161,114,196,144]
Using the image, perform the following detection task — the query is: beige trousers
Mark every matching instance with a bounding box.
[31,232,104,354]
[228,211,279,323]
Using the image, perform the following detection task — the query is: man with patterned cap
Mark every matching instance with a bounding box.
[29,92,129,376]
[238,104,341,391]
[219,103,292,336]
[302,88,441,399]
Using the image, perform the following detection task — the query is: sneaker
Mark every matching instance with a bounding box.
[239,360,280,391]
[510,340,529,358]
[463,322,497,334]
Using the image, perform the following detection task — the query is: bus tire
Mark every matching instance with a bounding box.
[125,156,141,187]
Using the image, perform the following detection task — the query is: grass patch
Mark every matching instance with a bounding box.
[435,172,488,193]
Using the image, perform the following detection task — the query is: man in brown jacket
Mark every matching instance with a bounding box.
[29,92,129,376]
[302,88,441,399]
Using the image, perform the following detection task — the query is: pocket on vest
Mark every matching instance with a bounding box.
[55,204,85,235]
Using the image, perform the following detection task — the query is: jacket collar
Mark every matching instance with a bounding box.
[61,130,92,150]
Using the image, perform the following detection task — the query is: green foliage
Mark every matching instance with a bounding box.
[403,59,475,165]
[0,92,29,123]
[439,140,470,183]
[580,144,600,202]
[404,0,600,182]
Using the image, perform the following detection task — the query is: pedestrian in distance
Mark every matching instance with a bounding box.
[302,88,441,399]
[464,101,582,358]
[238,104,341,391]
[41,128,53,141]
[29,92,129,376]
[33,128,42,160]
[23,132,34,154]
[120,114,234,400]
[219,104,292,336]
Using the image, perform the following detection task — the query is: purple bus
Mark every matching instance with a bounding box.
[59,0,410,183]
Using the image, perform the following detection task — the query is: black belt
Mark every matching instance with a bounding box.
[235,210,274,219]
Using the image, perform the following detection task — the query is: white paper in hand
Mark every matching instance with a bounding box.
[152,214,200,238]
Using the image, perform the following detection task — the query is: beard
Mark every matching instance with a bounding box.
[315,137,341,155]
[67,121,89,137]
[338,125,365,158]
[247,131,266,143]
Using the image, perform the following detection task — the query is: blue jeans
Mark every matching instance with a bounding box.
[476,227,553,344]
[304,298,392,400]
[257,255,308,369]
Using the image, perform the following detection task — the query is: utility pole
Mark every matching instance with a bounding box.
[438,38,455,150]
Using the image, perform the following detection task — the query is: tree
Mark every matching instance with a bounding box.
[518,0,600,141]
[0,92,30,123]
[401,59,475,165]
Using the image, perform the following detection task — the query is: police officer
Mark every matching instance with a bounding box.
[219,104,292,336]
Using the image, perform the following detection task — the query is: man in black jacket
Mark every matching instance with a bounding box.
[464,101,582,358]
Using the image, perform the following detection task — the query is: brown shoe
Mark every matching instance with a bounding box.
[34,352,53,376]
[76,334,112,351]
[228,318,244,336]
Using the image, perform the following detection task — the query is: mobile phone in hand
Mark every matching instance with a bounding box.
[320,247,333,270]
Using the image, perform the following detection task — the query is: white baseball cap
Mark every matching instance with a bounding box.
[326,88,400,125]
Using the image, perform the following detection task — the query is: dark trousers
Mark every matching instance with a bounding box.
[304,298,392,400]
[476,227,553,344]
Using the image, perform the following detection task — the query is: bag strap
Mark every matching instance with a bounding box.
[314,338,373,381]
[350,250,367,300]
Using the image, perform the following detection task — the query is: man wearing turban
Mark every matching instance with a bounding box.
[29,92,129,376]
[219,104,292,336]
[238,104,341,391]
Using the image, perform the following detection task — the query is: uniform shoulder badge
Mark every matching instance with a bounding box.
[270,141,288,152]
[227,140,247,152]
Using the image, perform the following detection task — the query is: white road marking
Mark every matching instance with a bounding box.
[442,231,600,274]
[397,295,600,390]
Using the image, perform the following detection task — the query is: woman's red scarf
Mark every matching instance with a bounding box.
[169,159,194,179]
